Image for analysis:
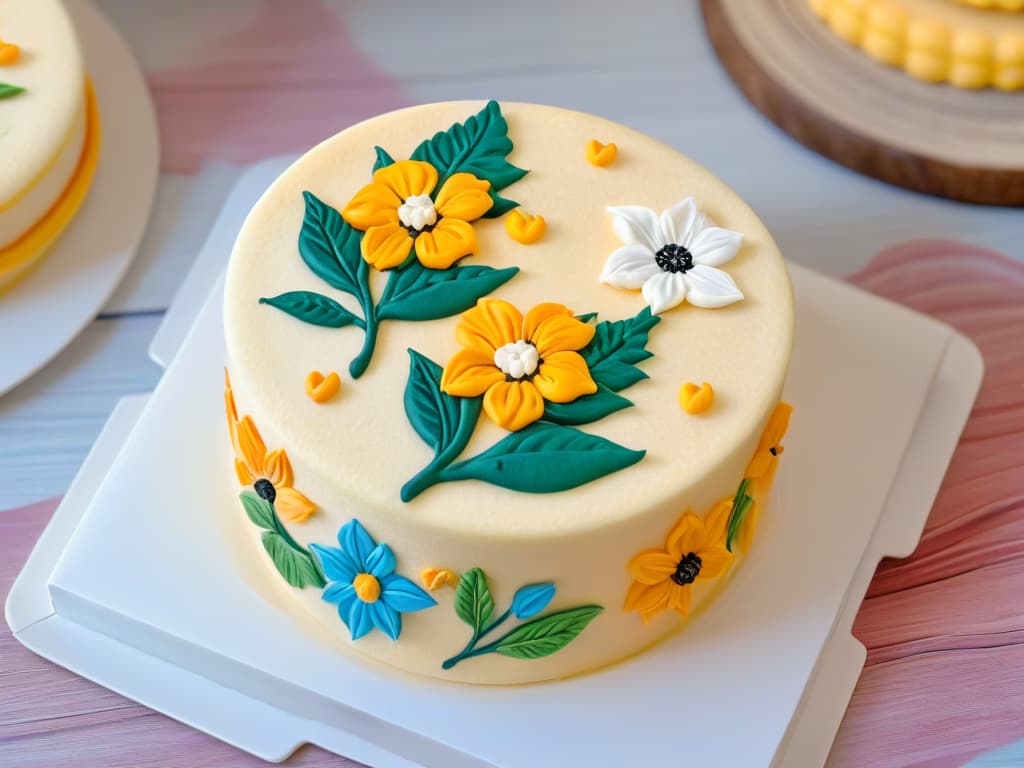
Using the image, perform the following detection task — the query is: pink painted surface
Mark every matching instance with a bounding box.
[147,0,407,174]
[1,241,1021,765]
[830,240,1024,768]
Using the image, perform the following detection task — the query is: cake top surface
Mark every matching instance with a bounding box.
[0,0,84,207]
[224,101,793,539]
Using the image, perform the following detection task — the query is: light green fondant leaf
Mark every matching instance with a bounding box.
[378,262,519,322]
[454,567,494,633]
[582,307,661,392]
[298,191,367,298]
[372,146,395,172]
[542,385,633,426]
[261,530,326,588]
[441,423,645,493]
[0,83,26,100]
[409,100,527,207]
[259,291,362,328]
[240,491,275,531]
[490,605,603,660]
[726,478,755,552]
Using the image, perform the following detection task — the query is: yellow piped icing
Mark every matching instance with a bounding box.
[678,382,715,415]
[0,41,20,65]
[421,567,460,590]
[809,0,1024,90]
[504,209,546,244]
[0,80,100,292]
[586,139,618,167]
[304,370,341,403]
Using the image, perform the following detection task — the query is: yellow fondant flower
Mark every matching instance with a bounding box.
[624,498,734,623]
[225,370,316,523]
[744,401,793,497]
[341,159,493,271]
[440,299,598,431]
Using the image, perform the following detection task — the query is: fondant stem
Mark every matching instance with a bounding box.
[401,397,481,502]
[348,313,378,379]
[440,609,512,670]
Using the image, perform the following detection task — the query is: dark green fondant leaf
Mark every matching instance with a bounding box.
[404,350,470,451]
[261,531,326,588]
[491,605,603,660]
[441,423,645,493]
[378,262,520,322]
[259,291,362,328]
[410,100,527,195]
[582,307,661,392]
[542,386,633,426]
[372,146,395,172]
[484,192,519,219]
[240,491,274,531]
[454,567,494,633]
[298,191,367,297]
[575,312,598,323]
[726,478,755,552]
[0,83,26,100]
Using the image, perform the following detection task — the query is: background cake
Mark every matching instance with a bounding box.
[809,0,1024,90]
[0,0,100,292]
[223,101,794,684]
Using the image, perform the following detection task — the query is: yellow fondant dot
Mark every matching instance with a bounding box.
[353,573,381,603]
[0,42,20,66]
[504,209,546,244]
[678,381,714,415]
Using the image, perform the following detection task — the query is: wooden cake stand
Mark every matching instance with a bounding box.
[701,0,1024,206]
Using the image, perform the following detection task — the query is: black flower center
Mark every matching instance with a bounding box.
[254,478,276,504]
[671,552,702,586]
[405,221,437,238]
[654,243,694,274]
[769,446,778,457]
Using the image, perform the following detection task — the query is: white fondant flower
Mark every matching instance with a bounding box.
[600,197,744,315]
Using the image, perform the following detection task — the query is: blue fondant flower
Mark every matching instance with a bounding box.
[310,519,436,641]
[511,582,556,620]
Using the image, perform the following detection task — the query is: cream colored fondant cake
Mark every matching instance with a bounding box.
[223,101,794,684]
[810,0,1024,90]
[0,0,101,292]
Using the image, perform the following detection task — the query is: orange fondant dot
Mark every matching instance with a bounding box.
[678,381,714,415]
[305,370,341,403]
[353,573,381,603]
[0,42,20,66]
[586,139,618,167]
[504,209,546,244]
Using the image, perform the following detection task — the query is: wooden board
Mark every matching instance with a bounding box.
[701,0,1024,206]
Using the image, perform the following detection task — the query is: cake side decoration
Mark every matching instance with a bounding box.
[310,519,437,641]
[624,499,733,623]
[601,197,744,315]
[0,82,24,100]
[259,101,527,379]
[0,33,24,98]
[441,567,602,670]
[726,401,793,552]
[304,370,341,403]
[400,300,657,501]
[422,567,460,591]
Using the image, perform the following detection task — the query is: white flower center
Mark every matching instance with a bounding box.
[397,194,437,231]
[493,340,539,380]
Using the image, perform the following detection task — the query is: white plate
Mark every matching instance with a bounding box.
[0,0,158,397]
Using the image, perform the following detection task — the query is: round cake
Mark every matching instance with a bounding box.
[0,0,101,292]
[809,0,1024,90]
[223,101,794,684]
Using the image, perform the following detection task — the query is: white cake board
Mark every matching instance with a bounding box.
[0,0,158,397]
[6,172,981,768]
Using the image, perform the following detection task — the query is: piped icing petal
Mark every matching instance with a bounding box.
[600,244,660,289]
[374,159,438,200]
[415,217,476,270]
[628,550,679,585]
[440,347,506,397]
[434,172,493,221]
[483,380,546,431]
[607,205,664,252]
[659,197,704,249]
[379,574,438,612]
[690,225,743,268]
[362,222,413,270]
[455,298,523,354]
[339,518,376,570]
[274,486,317,523]
[365,542,397,579]
[524,304,595,357]
[532,351,598,403]
[641,271,688,315]
[682,264,744,309]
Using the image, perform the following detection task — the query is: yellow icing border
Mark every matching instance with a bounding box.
[809,0,1024,90]
[948,0,1024,11]
[0,80,100,291]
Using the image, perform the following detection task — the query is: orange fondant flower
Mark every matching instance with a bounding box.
[225,370,316,522]
[440,299,598,431]
[744,401,793,497]
[624,498,734,623]
[341,159,493,271]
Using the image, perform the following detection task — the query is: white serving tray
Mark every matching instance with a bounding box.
[0,0,158,396]
[6,167,982,768]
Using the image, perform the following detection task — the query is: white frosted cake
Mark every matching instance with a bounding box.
[223,101,794,684]
[0,0,100,291]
